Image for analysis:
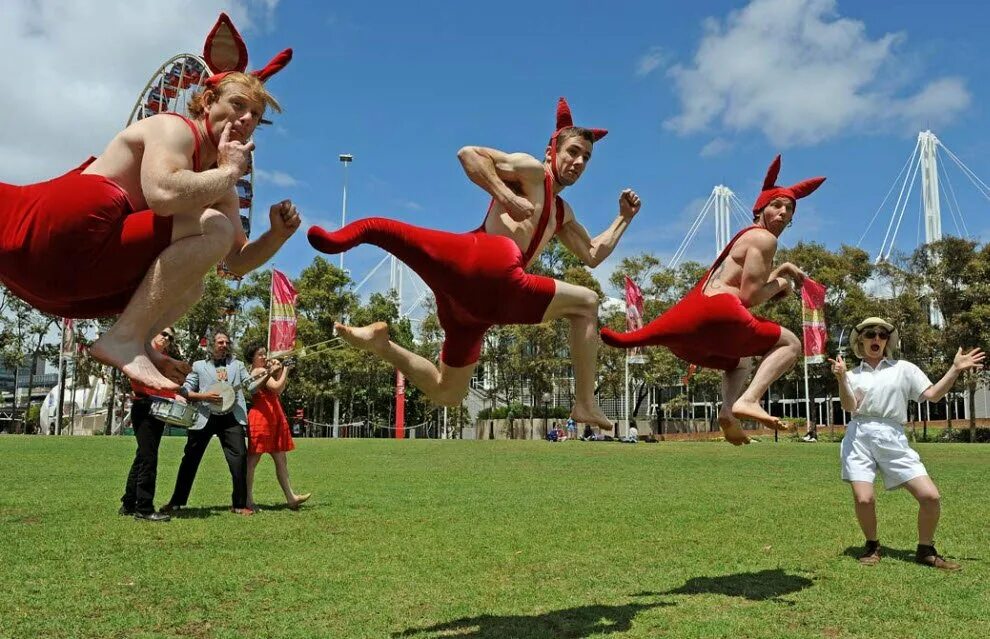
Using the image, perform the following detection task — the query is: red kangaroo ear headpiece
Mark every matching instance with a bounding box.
[752,154,826,213]
[202,12,292,88]
[548,97,607,183]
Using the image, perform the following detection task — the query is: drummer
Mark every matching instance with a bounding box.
[119,326,184,522]
[160,328,254,515]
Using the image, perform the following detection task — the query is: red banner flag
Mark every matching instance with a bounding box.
[624,276,646,364]
[268,269,299,355]
[395,370,406,440]
[61,318,76,357]
[801,278,828,363]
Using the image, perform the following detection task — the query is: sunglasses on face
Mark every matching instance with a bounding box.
[160,332,174,341]
[862,330,889,340]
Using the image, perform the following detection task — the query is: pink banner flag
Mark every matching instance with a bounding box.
[268,269,299,355]
[624,276,646,364]
[801,278,828,364]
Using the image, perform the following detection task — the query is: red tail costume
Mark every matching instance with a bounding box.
[601,156,825,371]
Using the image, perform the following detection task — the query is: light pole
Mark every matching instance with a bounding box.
[334,154,353,437]
[338,154,353,271]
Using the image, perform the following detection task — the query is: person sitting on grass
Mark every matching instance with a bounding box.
[830,316,984,570]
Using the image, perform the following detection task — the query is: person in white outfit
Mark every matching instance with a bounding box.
[829,317,983,570]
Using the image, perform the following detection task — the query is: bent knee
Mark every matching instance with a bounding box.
[917,489,941,505]
[200,210,236,251]
[854,495,876,507]
[567,286,600,318]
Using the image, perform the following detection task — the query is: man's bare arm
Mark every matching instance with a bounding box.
[141,121,252,217]
[557,190,641,268]
[738,232,790,307]
[224,200,301,276]
[457,146,544,221]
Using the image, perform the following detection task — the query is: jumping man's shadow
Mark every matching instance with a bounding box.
[396,569,814,638]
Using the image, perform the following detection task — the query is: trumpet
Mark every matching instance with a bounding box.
[242,338,346,394]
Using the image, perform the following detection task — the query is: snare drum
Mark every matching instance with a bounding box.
[149,397,197,429]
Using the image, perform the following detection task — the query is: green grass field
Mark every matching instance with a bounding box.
[1,436,987,639]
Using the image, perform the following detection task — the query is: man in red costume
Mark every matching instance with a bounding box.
[308,98,640,429]
[601,156,825,444]
[0,14,300,392]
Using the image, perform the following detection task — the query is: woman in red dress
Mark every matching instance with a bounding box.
[244,344,310,510]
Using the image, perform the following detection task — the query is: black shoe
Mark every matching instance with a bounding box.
[134,511,171,522]
[159,503,182,514]
[858,540,881,565]
[916,544,961,571]
[119,505,136,516]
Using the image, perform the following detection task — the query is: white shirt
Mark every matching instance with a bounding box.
[846,358,932,425]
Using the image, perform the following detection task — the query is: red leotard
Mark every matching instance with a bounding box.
[0,113,209,318]
[308,173,565,367]
[600,226,782,371]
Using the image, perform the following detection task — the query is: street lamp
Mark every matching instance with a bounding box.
[338,154,353,272]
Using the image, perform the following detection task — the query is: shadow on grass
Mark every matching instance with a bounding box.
[633,568,814,605]
[395,569,813,638]
[393,601,675,639]
[161,505,235,519]
[841,545,978,565]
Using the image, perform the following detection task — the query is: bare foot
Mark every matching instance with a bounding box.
[335,321,390,354]
[146,346,191,385]
[732,399,786,430]
[717,415,751,446]
[289,492,312,511]
[92,334,178,392]
[571,405,614,430]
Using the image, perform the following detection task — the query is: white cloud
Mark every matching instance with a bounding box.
[0,1,279,183]
[255,168,301,187]
[664,0,971,147]
[699,137,733,157]
[635,46,668,77]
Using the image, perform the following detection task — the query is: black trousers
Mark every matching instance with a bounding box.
[121,398,166,514]
[167,412,248,509]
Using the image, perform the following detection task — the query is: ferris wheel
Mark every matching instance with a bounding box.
[126,53,255,242]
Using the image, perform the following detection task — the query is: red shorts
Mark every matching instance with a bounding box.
[0,160,173,317]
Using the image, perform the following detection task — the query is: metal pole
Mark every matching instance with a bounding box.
[334,154,353,436]
[803,356,812,432]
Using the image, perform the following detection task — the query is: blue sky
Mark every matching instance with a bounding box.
[5,0,990,304]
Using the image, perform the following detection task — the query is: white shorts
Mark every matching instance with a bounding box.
[840,419,928,490]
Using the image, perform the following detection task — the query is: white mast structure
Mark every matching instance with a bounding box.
[867,130,990,327]
[668,185,751,268]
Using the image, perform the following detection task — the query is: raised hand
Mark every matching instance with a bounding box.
[269,199,301,238]
[619,189,641,219]
[502,193,535,221]
[828,354,847,378]
[217,122,255,177]
[952,347,985,372]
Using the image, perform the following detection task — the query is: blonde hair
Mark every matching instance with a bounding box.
[187,72,282,119]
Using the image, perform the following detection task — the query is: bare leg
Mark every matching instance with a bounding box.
[91,210,234,391]
[144,281,203,383]
[850,481,878,541]
[718,358,752,446]
[542,281,612,429]
[271,451,310,509]
[903,475,940,545]
[335,322,476,406]
[731,328,801,429]
[246,452,262,510]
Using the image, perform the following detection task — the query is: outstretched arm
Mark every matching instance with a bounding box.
[457,146,544,221]
[921,347,986,402]
[556,190,641,268]
[141,120,252,217]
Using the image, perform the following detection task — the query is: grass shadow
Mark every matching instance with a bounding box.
[393,601,675,639]
[633,568,814,605]
[160,505,235,519]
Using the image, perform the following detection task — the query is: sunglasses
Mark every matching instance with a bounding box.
[862,330,890,340]
[160,331,175,341]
